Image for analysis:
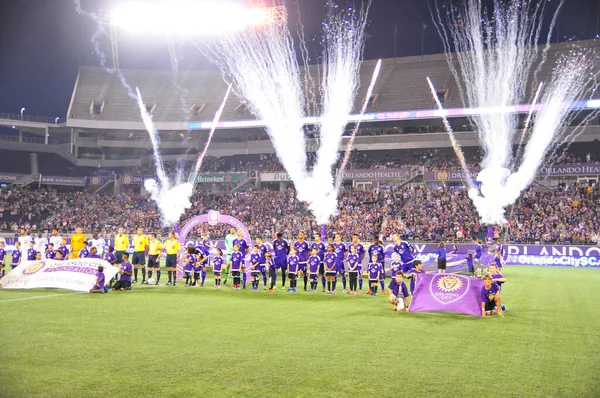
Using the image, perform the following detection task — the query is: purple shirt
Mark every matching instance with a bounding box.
[367,263,380,280]
[475,245,483,259]
[230,252,243,271]
[58,245,69,260]
[466,256,474,267]
[27,247,36,261]
[311,242,326,260]
[213,256,224,272]
[494,256,503,268]
[94,272,105,290]
[88,254,102,259]
[233,238,249,256]
[347,253,360,271]
[184,254,195,271]
[258,244,268,264]
[79,248,90,258]
[481,283,500,302]
[350,243,365,262]
[294,241,309,263]
[45,249,55,259]
[390,261,402,276]
[324,253,336,271]
[368,244,385,263]
[288,255,299,274]
[394,241,415,264]
[105,252,117,264]
[308,255,320,274]
[250,253,260,270]
[0,248,5,261]
[120,262,133,282]
[436,247,447,260]
[333,242,346,262]
[273,239,290,258]
[11,250,21,265]
[388,279,409,297]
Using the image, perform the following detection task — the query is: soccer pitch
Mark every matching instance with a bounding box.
[1,266,599,397]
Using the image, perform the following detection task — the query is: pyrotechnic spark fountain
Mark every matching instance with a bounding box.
[188,83,233,185]
[513,81,544,167]
[431,0,597,224]
[307,2,371,223]
[337,58,382,181]
[426,76,475,188]
[209,3,371,225]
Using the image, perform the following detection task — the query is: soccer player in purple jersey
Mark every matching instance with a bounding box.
[273,232,290,288]
[350,234,365,293]
[113,253,132,291]
[194,245,209,287]
[347,245,360,295]
[307,247,320,293]
[294,231,310,291]
[388,271,409,311]
[58,238,69,260]
[367,237,386,294]
[105,246,117,288]
[230,244,244,290]
[389,253,402,277]
[90,266,106,294]
[249,245,261,291]
[311,232,326,291]
[233,231,249,289]
[475,239,484,277]
[256,236,269,289]
[0,241,6,277]
[27,241,36,261]
[287,247,300,293]
[493,251,504,270]
[212,248,224,289]
[333,233,347,293]
[79,243,90,259]
[406,260,424,296]
[393,234,416,273]
[45,243,55,260]
[367,255,381,296]
[10,242,22,270]
[324,244,337,294]
[481,275,504,317]
[488,264,506,291]
[466,252,475,277]
[183,247,195,286]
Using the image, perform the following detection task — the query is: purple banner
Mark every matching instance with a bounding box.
[0,173,27,183]
[538,164,600,176]
[40,175,86,186]
[338,169,411,181]
[409,273,484,317]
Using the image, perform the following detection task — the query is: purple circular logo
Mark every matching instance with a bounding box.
[207,210,221,226]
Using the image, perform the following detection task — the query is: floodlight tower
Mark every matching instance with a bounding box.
[98,9,123,71]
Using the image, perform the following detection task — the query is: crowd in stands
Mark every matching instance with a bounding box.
[1,180,598,245]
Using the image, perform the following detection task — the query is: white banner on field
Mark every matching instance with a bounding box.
[0,258,119,292]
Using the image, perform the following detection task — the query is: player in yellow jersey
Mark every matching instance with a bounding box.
[132,227,149,284]
[147,233,163,285]
[164,231,180,286]
[70,227,86,259]
[114,227,129,265]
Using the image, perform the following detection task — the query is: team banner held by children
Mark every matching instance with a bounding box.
[0,258,119,292]
[409,273,484,317]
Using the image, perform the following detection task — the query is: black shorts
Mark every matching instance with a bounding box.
[214,271,221,277]
[349,271,359,278]
[231,270,241,277]
[468,265,475,273]
[115,251,125,264]
[318,263,325,275]
[484,300,497,312]
[166,254,177,268]
[113,280,131,290]
[11,264,18,270]
[132,252,146,266]
[148,255,159,268]
[438,258,447,270]
[309,273,318,280]
[251,270,260,276]
[288,272,297,279]
[269,268,277,279]
[325,271,336,277]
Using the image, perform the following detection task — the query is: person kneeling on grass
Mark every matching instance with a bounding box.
[388,271,409,312]
[481,275,504,318]
[90,266,106,294]
[113,253,133,291]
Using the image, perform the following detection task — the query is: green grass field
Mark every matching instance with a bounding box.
[1,266,599,397]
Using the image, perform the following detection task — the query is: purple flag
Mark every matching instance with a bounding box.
[409,273,484,317]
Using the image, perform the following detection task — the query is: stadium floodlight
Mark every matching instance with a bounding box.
[110,1,284,35]
[55,117,59,124]
[20,107,25,120]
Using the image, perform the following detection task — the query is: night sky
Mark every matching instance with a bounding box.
[0,0,598,118]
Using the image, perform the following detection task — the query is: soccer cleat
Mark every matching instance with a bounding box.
[358,290,362,294]
[381,290,387,295]
[166,282,172,286]
[501,305,506,311]
[141,280,147,285]
[155,282,159,286]
[287,288,292,292]
[133,280,138,283]
[343,289,347,294]
[367,290,372,295]
[268,289,274,293]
